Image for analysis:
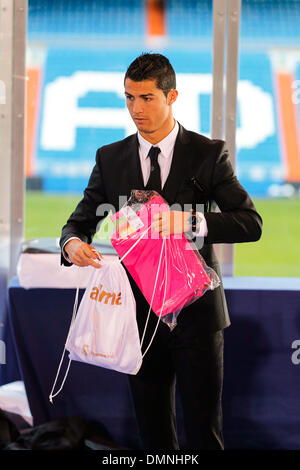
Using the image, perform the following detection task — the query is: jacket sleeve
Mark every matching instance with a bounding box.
[59,149,107,265]
[204,143,262,244]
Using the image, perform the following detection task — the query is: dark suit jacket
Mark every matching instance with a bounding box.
[60,124,262,343]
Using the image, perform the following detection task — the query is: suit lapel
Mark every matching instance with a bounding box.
[161,124,193,204]
[124,133,145,191]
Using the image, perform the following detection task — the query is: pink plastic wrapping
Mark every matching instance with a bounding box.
[110,190,220,329]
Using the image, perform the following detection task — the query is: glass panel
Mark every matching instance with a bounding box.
[234,0,300,277]
[25,0,214,243]
[24,1,298,278]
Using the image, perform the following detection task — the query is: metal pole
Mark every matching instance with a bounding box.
[225,0,241,169]
[0,0,27,284]
[211,0,227,140]
[211,0,241,276]
[222,0,241,276]
[0,0,14,286]
[211,0,227,271]
[10,0,27,277]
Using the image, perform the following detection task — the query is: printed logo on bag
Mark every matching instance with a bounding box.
[90,283,122,305]
[82,344,114,359]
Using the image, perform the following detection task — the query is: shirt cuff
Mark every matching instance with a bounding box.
[62,237,81,263]
[193,212,208,237]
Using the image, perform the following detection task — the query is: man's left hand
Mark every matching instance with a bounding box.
[152,211,200,237]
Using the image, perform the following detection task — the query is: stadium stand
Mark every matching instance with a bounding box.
[167,0,300,42]
[27,0,300,43]
[28,0,144,38]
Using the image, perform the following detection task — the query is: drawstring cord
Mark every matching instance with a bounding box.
[139,236,167,358]
[118,225,167,359]
[49,268,81,403]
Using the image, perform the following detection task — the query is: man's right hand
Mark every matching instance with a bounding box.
[64,239,102,268]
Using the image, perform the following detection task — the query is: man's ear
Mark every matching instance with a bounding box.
[167,89,178,105]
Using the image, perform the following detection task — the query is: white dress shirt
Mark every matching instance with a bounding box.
[138,120,179,189]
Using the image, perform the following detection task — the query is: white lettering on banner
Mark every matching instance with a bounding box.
[173,73,212,132]
[41,71,275,151]
[41,72,136,150]
[236,80,274,149]
[291,340,300,365]
[175,75,275,148]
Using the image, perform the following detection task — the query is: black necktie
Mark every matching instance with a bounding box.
[146,146,161,192]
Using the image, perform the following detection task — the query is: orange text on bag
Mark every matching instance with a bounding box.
[89,284,122,305]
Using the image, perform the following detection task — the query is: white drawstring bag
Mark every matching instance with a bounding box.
[49,230,166,403]
[66,258,142,374]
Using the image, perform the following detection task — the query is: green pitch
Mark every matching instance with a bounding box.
[25,191,300,277]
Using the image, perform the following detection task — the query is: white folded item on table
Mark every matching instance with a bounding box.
[0,381,33,426]
[17,253,118,289]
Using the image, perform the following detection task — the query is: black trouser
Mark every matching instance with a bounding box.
[127,317,224,451]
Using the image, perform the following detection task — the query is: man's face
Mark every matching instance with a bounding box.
[124,78,177,138]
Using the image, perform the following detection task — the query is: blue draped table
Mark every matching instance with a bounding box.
[3,275,300,449]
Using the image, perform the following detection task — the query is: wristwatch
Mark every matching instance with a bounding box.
[187,209,201,237]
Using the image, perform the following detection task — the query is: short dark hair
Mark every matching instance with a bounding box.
[124,53,176,97]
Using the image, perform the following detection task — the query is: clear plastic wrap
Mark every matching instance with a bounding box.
[110,190,220,329]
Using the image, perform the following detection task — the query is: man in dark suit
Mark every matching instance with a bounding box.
[60,53,262,450]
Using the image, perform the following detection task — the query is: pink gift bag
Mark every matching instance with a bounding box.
[110,191,220,328]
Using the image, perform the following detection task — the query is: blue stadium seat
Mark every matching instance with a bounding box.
[28,0,144,38]
[27,0,300,42]
[166,0,300,43]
